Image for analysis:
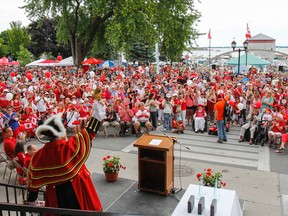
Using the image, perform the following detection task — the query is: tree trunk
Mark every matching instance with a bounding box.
[70,35,83,67]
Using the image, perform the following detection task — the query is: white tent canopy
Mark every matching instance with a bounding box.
[26,56,74,67]
[54,56,74,66]
[25,58,45,67]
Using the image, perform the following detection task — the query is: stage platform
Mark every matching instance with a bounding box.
[91,173,185,216]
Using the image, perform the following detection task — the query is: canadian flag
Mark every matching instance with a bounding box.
[207,29,212,39]
[31,115,39,126]
[24,122,33,129]
[138,66,144,74]
[246,23,251,39]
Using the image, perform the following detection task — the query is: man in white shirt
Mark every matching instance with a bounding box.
[34,91,48,116]
[133,102,152,137]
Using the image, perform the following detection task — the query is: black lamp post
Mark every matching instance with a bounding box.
[231,40,248,75]
[145,43,149,66]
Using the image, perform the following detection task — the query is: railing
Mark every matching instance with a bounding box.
[0,203,144,216]
[0,183,145,216]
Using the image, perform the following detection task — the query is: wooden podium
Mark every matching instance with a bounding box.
[133,134,175,195]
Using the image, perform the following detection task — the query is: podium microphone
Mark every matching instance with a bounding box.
[163,133,190,151]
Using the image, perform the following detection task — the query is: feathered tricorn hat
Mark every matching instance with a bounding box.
[91,88,101,101]
[35,113,66,143]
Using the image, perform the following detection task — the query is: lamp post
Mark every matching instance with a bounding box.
[231,40,248,75]
[145,43,149,66]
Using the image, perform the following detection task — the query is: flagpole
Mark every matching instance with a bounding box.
[208,29,211,72]
[208,38,211,72]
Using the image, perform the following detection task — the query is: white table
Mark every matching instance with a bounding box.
[172,184,243,216]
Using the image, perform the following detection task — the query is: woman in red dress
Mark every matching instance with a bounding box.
[11,93,23,114]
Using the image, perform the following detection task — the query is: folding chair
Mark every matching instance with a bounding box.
[0,149,17,184]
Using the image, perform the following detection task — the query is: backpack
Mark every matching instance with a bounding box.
[223,100,230,118]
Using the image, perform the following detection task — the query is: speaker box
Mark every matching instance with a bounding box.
[279,66,284,72]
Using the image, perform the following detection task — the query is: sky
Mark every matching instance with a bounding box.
[0,0,287,47]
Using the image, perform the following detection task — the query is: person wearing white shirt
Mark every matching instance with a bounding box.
[133,102,152,137]
[34,91,48,115]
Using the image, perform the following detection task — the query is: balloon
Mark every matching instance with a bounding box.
[6,92,13,101]
[57,55,63,61]
[90,71,95,78]
[12,77,17,82]
[187,80,193,86]
[10,72,16,77]
[237,103,244,110]
[45,71,51,78]
[26,73,33,80]
[0,82,5,89]
[282,99,287,105]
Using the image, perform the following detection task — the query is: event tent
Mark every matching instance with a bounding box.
[225,53,270,66]
[0,57,20,66]
[26,58,45,67]
[54,56,74,66]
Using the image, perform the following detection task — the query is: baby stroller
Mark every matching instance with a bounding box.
[254,121,269,146]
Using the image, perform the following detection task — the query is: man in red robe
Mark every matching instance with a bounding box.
[26,89,104,211]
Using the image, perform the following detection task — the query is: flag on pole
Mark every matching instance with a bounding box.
[245,23,251,39]
[207,29,212,39]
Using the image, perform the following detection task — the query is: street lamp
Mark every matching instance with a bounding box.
[231,40,248,75]
[144,43,149,66]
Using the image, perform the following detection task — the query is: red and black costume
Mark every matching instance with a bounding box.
[27,114,102,212]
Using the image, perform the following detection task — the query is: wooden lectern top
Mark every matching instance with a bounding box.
[133,134,176,151]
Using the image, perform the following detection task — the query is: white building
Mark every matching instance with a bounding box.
[248,33,275,62]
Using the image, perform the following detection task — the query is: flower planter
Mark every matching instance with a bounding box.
[104,172,119,182]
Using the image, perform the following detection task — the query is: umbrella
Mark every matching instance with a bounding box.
[99,60,115,68]
[82,58,103,65]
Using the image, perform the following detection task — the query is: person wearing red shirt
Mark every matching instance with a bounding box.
[193,104,207,133]
[0,89,11,110]
[3,126,17,159]
[24,144,37,168]
[14,140,27,185]
[268,113,286,148]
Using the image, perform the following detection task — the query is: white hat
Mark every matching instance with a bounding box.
[3,89,9,92]
[35,113,66,143]
[277,114,283,119]
[173,93,178,97]
[166,93,171,98]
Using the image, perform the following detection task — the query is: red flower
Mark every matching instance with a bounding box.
[206,171,212,176]
[103,157,107,161]
[222,182,226,187]
[109,163,114,167]
[123,166,126,170]
[107,155,111,159]
[207,168,212,172]
[196,173,202,180]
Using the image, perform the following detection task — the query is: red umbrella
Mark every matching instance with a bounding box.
[82,57,103,65]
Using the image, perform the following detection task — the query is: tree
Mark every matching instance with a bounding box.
[22,0,200,66]
[27,18,71,58]
[6,21,30,59]
[17,45,32,66]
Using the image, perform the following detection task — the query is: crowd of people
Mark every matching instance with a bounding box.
[1,62,288,210]
[1,63,288,167]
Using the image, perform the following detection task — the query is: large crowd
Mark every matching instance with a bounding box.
[1,63,288,159]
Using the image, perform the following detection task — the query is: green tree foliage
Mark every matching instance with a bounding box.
[16,45,32,66]
[22,0,200,66]
[27,18,71,59]
[0,37,8,57]
[6,21,30,59]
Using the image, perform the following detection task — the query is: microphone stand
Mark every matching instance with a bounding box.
[163,132,191,200]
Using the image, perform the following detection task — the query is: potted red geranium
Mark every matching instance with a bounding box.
[103,155,126,182]
[196,168,226,188]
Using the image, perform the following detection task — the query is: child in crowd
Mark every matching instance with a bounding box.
[172,116,185,134]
